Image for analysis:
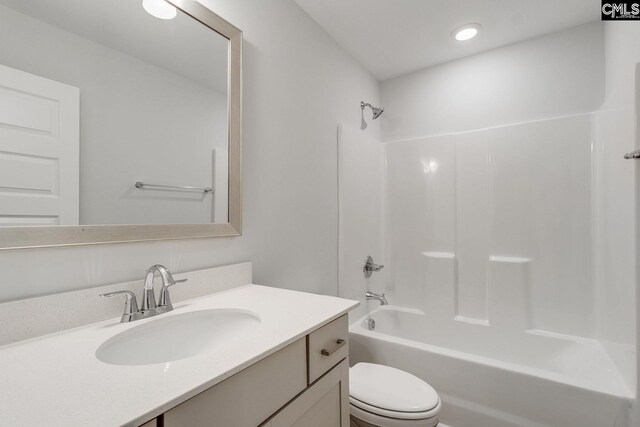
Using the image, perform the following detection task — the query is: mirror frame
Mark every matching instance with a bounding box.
[0,0,242,250]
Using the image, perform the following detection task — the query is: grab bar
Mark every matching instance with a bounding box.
[135,181,213,193]
[624,149,640,159]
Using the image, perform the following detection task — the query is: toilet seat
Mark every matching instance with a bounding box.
[349,363,441,424]
[350,396,441,420]
[350,402,440,427]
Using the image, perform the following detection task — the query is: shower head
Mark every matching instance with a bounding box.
[361,101,384,120]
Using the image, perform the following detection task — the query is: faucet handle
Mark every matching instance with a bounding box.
[159,278,187,307]
[100,290,140,322]
[363,256,384,278]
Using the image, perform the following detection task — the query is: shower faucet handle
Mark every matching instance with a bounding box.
[363,255,384,278]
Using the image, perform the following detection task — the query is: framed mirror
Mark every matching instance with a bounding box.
[0,0,242,249]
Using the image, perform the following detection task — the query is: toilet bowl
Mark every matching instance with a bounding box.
[349,363,441,427]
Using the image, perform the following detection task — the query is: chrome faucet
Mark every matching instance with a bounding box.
[366,291,388,306]
[101,264,187,323]
[363,255,384,278]
[142,264,182,312]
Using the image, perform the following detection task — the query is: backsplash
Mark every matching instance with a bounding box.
[0,262,252,346]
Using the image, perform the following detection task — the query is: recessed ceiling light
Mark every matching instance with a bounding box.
[452,23,482,41]
[142,0,177,20]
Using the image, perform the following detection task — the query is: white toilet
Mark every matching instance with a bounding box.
[349,363,441,427]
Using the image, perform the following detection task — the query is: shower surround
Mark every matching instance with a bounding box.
[339,112,635,426]
[384,114,592,336]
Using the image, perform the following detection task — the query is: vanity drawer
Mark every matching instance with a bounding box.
[164,338,307,427]
[307,315,348,383]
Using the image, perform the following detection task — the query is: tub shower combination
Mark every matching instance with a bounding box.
[338,114,636,426]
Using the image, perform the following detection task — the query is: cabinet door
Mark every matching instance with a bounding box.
[267,359,349,427]
[164,338,307,427]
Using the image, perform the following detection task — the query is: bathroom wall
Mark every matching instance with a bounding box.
[634,62,640,427]
[594,22,640,348]
[337,124,387,320]
[597,22,640,424]
[0,4,228,225]
[381,22,604,141]
[0,0,381,302]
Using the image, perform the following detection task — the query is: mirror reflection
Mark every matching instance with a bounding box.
[0,0,229,226]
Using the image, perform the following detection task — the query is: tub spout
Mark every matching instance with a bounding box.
[366,291,388,306]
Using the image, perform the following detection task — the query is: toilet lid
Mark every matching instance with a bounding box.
[349,363,440,414]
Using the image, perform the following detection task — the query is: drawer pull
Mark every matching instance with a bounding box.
[321,339,346,356]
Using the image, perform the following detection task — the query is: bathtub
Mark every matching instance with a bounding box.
[349,306,634,427]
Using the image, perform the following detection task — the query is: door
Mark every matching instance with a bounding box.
[0,64,79,225]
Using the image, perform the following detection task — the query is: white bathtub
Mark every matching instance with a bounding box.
[349,307,634,427]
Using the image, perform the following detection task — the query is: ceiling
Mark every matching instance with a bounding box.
[0,0,228,93]
[294,0,601,81]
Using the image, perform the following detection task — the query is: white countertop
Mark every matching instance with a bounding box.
[0,285,358,426]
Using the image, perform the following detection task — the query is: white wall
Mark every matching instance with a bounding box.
[595,22,640,425]
[0,0,381,302]
[0,4,228,225]
[380,22,604,142]
[634,61,640,427]
[337,124,387,320]
[593,23,640,347]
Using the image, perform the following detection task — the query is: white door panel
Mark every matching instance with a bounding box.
[0,64,79,225]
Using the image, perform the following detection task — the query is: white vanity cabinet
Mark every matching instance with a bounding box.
[160,315,350,427]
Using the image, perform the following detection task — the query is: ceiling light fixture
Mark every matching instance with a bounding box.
[142,0,177,20]
[451,23,482,41]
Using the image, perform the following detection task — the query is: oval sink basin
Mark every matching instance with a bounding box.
[96,309,261,366]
